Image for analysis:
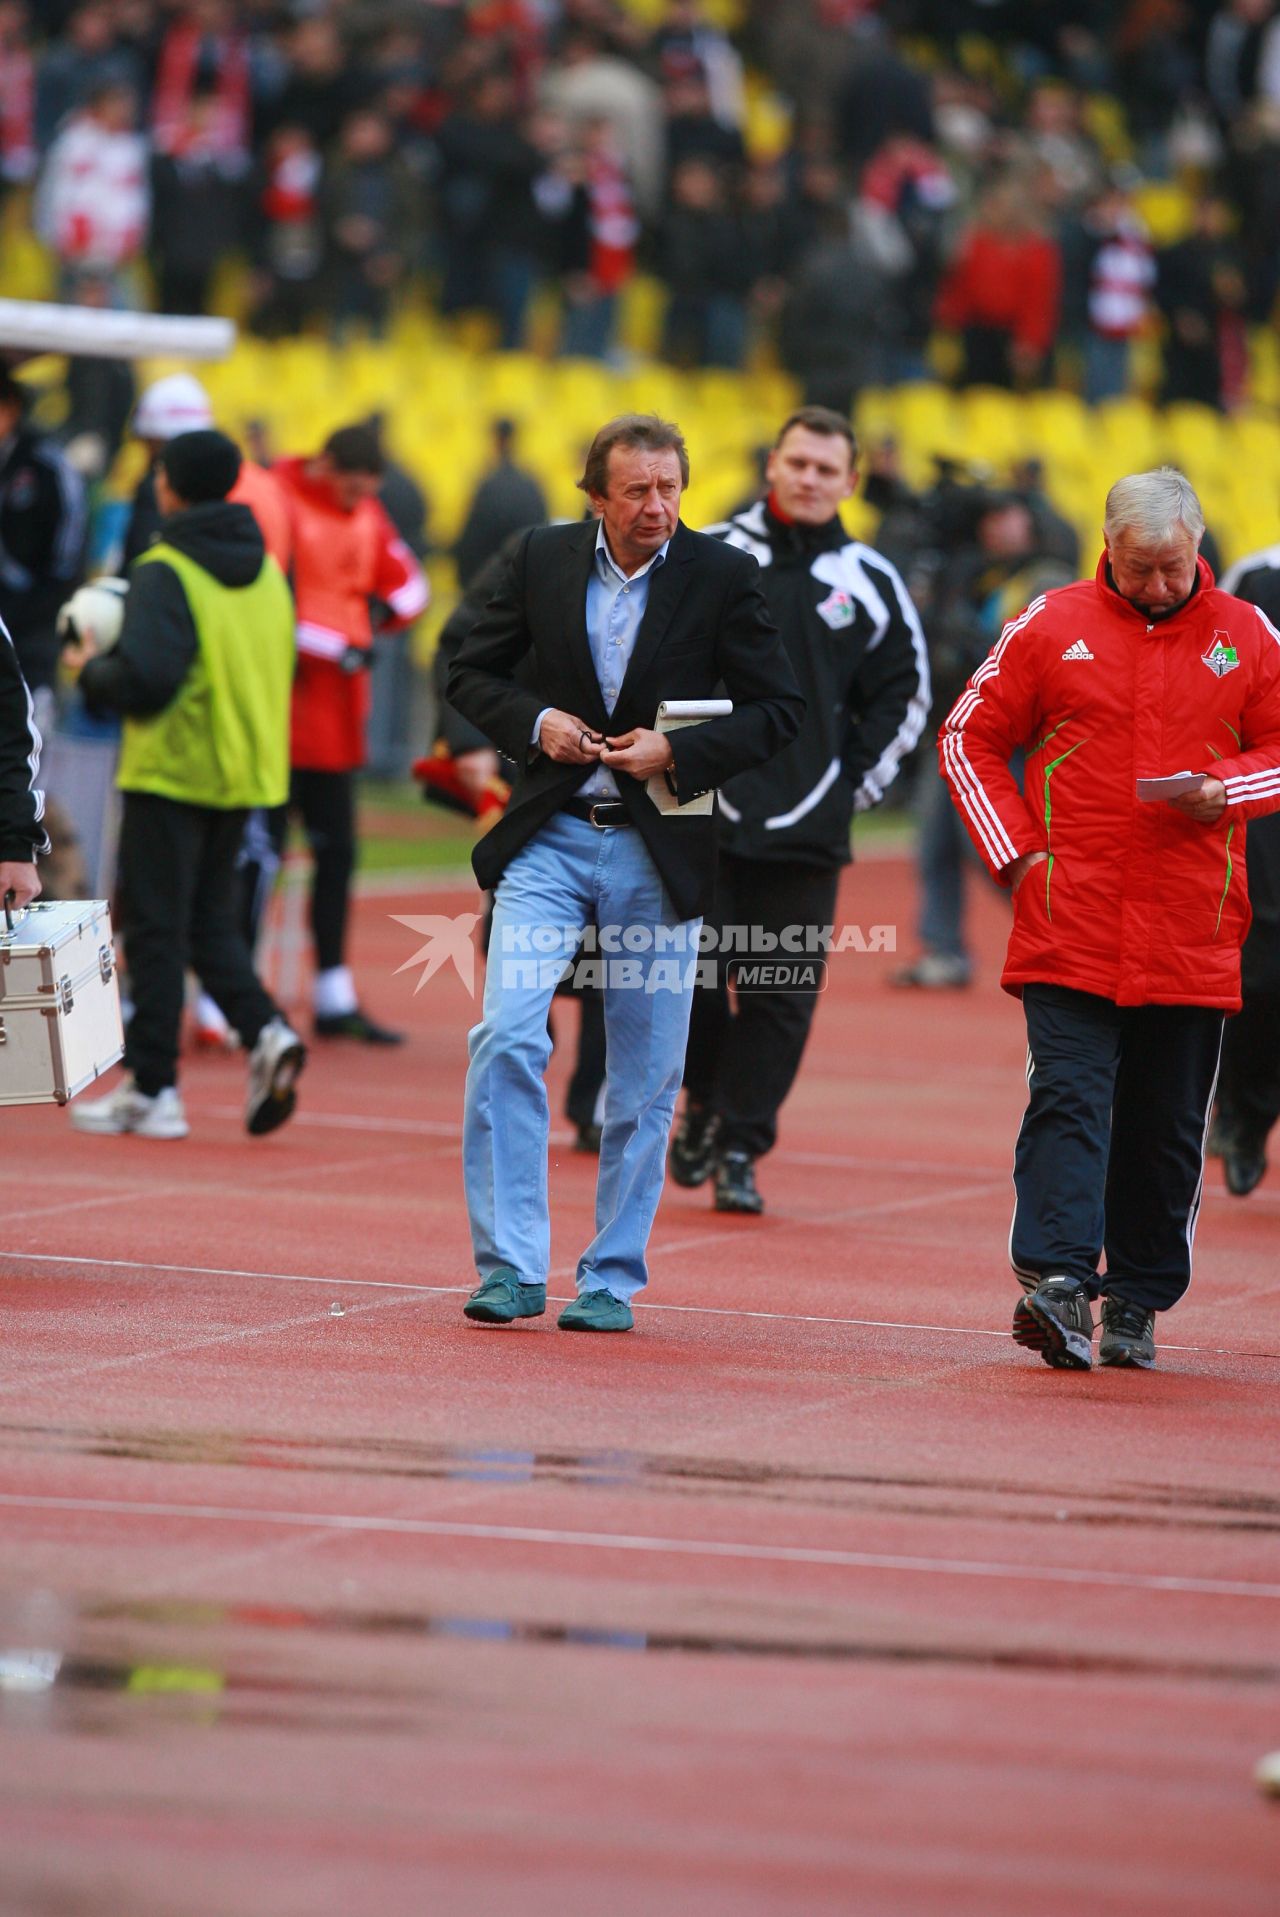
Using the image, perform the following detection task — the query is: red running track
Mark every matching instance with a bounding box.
[1,852,1277,1916]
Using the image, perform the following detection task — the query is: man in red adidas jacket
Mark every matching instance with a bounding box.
[940,467,1280,1372]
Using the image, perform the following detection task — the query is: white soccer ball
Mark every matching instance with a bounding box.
[57,577,129,654]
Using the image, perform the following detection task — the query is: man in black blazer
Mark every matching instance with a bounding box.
[447,412,803,1332]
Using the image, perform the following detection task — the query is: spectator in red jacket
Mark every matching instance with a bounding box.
[271,423,429,1044]
[940,467,1280,1373]
[935,175,1063,390]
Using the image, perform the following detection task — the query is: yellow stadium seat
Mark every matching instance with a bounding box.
[960,385,1031,468]
[1093,395,1162,473]
[1161,402,1229,485]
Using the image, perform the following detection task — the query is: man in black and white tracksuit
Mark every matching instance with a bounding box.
[0,612,49,916]
[1214,540,1280,1195]
[671,406,931,1212]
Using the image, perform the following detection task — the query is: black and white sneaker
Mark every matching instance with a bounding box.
[669,1105,720,1187]
[714,1149,764,1215]
[1098,1297,1157,1369]
[1012,1275,1094,1370]
[245,1018,306,1135]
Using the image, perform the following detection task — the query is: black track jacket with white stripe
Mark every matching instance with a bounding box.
[702,498,930,866]
[0,614,49,863]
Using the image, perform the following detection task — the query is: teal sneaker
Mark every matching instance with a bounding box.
[557,1288,634,1333]
[463,1267,547,1324]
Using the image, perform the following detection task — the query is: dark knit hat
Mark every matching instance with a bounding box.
[160,429,242,504]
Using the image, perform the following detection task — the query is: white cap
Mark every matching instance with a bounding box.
[133,372,214,441]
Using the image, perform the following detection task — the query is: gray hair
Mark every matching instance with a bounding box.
[1104,468,1205,546]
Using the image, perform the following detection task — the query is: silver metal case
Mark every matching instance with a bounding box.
[0,899,125,1105]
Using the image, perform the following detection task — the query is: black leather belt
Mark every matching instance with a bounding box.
[562,797,633,828]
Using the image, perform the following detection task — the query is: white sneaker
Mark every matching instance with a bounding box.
[71,1077,190,1140]
[245,1018,306,1135]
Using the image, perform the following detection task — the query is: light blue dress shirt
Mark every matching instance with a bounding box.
[534,522,670,800]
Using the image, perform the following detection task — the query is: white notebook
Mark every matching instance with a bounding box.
[1136,772,1206,803]
[648,699,734,816]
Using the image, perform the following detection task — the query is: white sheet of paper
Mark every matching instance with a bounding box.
[1136,772,1207,803]
[648,698,734,816]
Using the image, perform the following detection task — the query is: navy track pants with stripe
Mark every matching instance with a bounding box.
[1011,984,1224,1313]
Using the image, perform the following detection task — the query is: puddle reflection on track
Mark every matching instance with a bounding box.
[1,1589,1276,1739]
[4,1420,1279,1534]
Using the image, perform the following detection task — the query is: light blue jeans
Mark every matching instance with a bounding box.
[463,813,701,1301]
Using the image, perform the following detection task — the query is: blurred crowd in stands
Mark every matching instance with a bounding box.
[5,0,1280,413]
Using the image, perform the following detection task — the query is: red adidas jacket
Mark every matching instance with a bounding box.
[939,555,1280,1010]
[274,458,429,772]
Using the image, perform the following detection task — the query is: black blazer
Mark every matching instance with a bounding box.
[447,518,804,919]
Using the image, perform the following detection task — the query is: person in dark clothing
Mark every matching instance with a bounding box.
[669,407,930,1213]
[0,369,87,704]
[57,270,136,479]
[453,418,547,591]
[261,13,361,152]
[65,430,304,1141]
[33,0,144,155]
[435,68,542,349]
[661,69,745,179]
[245,124,326,340]
[659,156,750,369]
[149,129,247,317]
[833,40,935,181]
[779,204,897,416]
[1214,538,1280,1195]
[323,107,415,341]
[0,609,47,916]
[1156,195,1249,408]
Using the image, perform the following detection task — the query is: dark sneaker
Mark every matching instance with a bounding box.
[463,1267,547,1324]
[1223,1134,1267,1197]
[1012,1275,1094,1370]
[1205,1112,1230,1158]
[314,1007,405,1045]
[1098,1297,1156,1369]
[557,1288,634,1332]
[573,1122,602,1154]
[669,1105,720,1187]
[714,1149,764,1215]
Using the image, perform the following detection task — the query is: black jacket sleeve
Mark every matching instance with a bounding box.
[445,530,546,763]
[0,620,51,861]
[79,559,199,720]
[434,549,512,756]
[841,553,932,811]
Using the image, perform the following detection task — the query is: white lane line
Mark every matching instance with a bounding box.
[0,1248,1004,1335]
[1,1492,1276,1601]
[204,1106,1016,1181]
[619,1180,1010,1277]
[0,1248,1271,1357]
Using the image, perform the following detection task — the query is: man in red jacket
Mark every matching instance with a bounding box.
[273,422,428,1043]
[940,468,1280,1371]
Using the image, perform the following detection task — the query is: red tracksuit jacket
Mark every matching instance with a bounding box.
[274,458,429,773]
[939,554,1280,1010]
